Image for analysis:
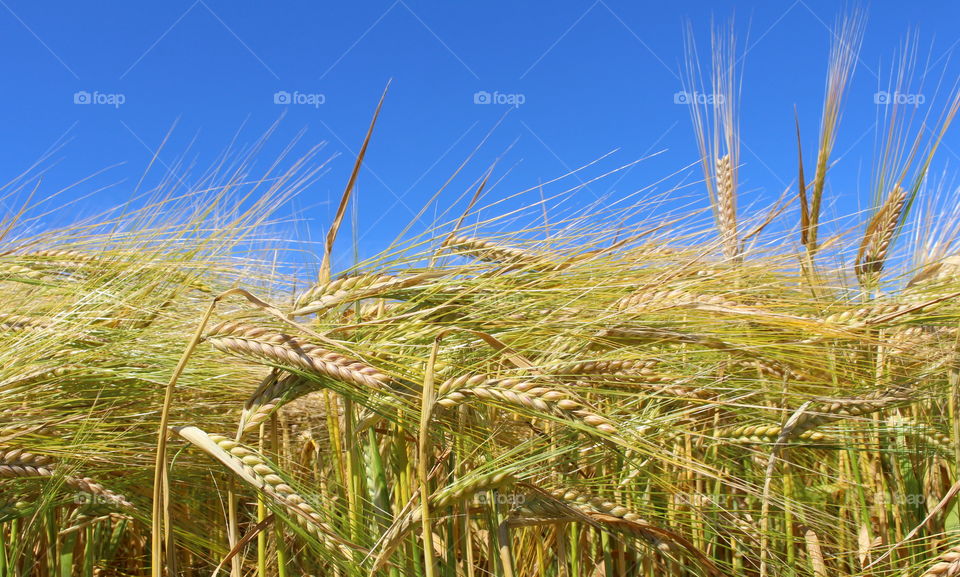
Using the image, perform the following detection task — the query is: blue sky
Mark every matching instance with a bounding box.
[2,1,960,271]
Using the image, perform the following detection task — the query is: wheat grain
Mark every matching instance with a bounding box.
[0,448,55,477]
[921,544,960,577]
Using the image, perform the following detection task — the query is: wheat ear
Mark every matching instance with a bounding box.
[0,448,55,477]
[921,544,960,577]
[22,249,99,263]
[237,371,313,438]
[856,185,906,283]
[595,327,806,382]
[372,471,514,572]
[173,425,355,557]
[550,358,660,377]
[0,450,131,507]
[548,487,647,523]
[716,424,829,443]
[715,154,739,259]
[791,394,910,435]
[64,476,133,508]
[907,255,960,290]
[205,321,389,390]
[442,235,545,267]
[0,499,31,519]
[0,313,50,331]
[0,366,81,392]
[292,272,442,316]
[543,487,698,558]
[616,288,741,312]
[0,263,49,280]
[436,374,617,435]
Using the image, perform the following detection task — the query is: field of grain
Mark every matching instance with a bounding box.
[4,19,960,577]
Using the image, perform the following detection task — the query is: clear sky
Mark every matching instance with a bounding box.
[3,1,960,271]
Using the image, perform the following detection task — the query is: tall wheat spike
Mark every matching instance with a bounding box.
[856,185,907,284]
[715,153,739,259]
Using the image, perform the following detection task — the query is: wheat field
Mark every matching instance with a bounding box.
[4,17,960,577]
